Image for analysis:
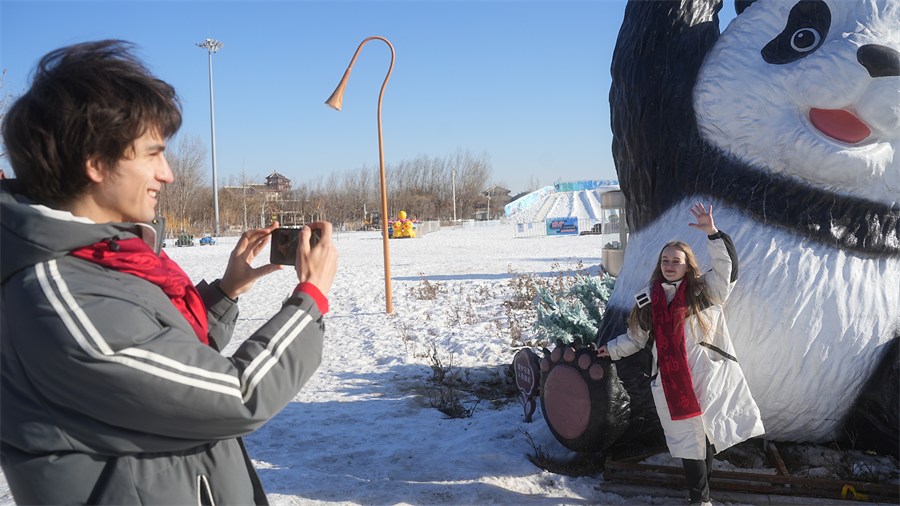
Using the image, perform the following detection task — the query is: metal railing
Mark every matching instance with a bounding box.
[462,219,506,229]
[513,221,547,238]
[512,218,607,238]
[415,221,441,237]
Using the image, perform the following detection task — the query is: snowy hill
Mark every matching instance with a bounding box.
[509,189,612,223]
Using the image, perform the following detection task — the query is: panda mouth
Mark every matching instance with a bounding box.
[808,108,872,144]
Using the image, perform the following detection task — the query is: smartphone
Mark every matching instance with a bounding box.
[269,228,322,265]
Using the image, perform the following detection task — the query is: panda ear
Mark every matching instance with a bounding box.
[735,0,758,15]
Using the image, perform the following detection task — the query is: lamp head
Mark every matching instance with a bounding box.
[324,86,344,111]
[324,68,352,111]
[196,39,224,53]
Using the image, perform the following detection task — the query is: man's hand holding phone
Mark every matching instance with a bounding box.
[269,228,314,266]
[219,222,285,300]
[268,223,338,295]
[295,222,339,296]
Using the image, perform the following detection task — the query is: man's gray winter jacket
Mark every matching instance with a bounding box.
[1,180,324,505]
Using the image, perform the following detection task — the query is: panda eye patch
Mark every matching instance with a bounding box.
[761,0,831,65]
[791,28,820,52]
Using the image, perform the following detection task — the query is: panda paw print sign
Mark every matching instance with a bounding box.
[512,349,541,422]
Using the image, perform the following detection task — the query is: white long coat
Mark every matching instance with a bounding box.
[607,233,765,459]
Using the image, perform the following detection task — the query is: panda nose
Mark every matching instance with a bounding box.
[857,44,900,78]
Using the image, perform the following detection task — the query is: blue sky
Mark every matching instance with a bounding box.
[1,1,736,194]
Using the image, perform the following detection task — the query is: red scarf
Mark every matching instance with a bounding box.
[652,278,701,420]
[70,238,209,345]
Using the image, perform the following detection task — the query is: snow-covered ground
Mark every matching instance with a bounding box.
[1,219,897,505]
[227,226,622,505]
[0,227,619,505]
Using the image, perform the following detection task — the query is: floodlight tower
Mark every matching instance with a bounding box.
[196,38,223,238]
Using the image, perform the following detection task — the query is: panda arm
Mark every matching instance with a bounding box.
[610,0,723,232]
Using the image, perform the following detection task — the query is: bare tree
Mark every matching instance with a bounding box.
[291,183,313,225]
[453,149,492,220]
[275,148,492,226]
[162,134,208,234]
[219,171,262,234]
[231,160,262,232]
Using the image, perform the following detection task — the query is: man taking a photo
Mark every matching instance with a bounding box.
[1,40,339,505]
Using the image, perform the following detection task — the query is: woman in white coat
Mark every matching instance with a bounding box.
[598,203,764,506]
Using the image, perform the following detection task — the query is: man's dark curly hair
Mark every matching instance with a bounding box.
[2,40,182,205]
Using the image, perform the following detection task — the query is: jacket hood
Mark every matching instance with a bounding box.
[1,179,165,284]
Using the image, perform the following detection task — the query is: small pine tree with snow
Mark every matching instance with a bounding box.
[533,273,616,346]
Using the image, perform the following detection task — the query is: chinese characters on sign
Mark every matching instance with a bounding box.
[546,218,579,236]
[513,349,541,422]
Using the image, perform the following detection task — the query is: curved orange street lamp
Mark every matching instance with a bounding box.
[325,36,395,314]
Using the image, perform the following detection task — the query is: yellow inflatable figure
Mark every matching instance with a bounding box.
[388,211,416,238]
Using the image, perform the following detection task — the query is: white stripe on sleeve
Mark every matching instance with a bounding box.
[37,260,243,399]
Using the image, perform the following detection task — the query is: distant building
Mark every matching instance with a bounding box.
[224,171,292,201]
[474,185,512,220]
[223,171,304,226]
[263,171,291,194]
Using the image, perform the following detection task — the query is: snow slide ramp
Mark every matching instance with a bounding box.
[534,193,561,222]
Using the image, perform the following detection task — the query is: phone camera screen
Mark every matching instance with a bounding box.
[270,229,300,265]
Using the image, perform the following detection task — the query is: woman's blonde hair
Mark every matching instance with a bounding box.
[627,240,719,342]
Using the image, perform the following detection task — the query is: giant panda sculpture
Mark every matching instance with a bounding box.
[540,0,899,457]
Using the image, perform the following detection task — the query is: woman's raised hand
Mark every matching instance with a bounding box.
[688,203,718,235]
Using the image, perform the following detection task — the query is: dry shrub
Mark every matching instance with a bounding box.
[409,273,448,300]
